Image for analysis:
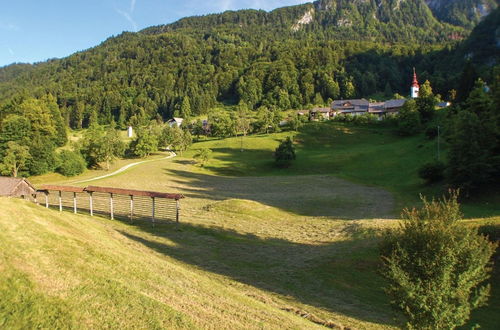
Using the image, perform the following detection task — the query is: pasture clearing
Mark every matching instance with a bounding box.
[20,121,499,328]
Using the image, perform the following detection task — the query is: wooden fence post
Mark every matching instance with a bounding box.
[151,197,155,226]
[176,199,180,226]
[45,193,49,208]
[34,193,38,205]
[73,192,77,214]
[129,195,134,222]
[89,192,93,216]
[110,193,114,220]
[58,191,62,212]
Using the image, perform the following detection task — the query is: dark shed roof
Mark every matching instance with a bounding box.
[384,99,406,109]
[0,177,36,196]
[331,99,369,107]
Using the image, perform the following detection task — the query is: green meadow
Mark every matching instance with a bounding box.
[4,121,499,329]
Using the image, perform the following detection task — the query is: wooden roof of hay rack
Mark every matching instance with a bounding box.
[38,185,85,193]
[85,186,184,200]
[38,185,184,200]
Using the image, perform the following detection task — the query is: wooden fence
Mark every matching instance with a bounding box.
[34,185,184,225]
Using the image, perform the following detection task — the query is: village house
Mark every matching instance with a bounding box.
[437,101,451,108]
[307,70,425,120]
[367,101,385,118]
[328,98,407,119]
[296,109,310,117]
[167,117,184,128]
[0,177,36,199]
[310,107,333,120]
[383,99,406,114]
[331,99,369,116]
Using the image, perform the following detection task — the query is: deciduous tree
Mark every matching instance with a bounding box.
[0,142,30,177]
[193,148,212,167]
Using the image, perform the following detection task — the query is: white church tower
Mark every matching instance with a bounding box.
[411,67,420,99]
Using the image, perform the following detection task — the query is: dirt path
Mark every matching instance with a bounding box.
[73,151,177,184]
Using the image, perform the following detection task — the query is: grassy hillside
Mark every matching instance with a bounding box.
[1,195,498,328]
[20,120,499,328]
[1,198,364,329]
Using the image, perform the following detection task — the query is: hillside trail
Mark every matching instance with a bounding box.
[72,150,177,184]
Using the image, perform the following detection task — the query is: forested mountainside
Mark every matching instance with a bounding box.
[0,0,498,130]
[425,0,498,28]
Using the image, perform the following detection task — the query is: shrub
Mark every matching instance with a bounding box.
[425,126,438,139]
[56,150,86,176]
[379,192,496,329]
[418,161,446,184]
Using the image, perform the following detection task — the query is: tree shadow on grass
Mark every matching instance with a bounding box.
[163,166,395,220]
[117,220,397,327]
[172,159,197,166]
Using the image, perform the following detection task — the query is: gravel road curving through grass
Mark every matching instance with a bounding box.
[73,150,177,184]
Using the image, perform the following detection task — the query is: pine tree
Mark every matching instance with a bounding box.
[456,61,478,103]
[274,137,295,168]
[180,96,192,119]
[447,81,497,194]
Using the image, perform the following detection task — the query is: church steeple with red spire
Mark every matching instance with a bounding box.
[411,67,419,98]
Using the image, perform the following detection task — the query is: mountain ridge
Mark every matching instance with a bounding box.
[142,0,496,36]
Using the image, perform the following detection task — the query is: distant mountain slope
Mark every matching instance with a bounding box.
[459,5,500,65]
[425,0,498,28]
[143,0,466,42]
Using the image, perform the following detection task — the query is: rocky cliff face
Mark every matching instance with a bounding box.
[310,0,497,28]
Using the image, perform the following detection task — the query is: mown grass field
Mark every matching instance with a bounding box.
[7,121,499,328]
[186,122,498,217]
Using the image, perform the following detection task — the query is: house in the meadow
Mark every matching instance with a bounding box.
[0,177,36,199]
[167,117,184,128]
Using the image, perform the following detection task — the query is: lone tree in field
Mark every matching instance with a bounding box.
[274,137,295,168]
[379,191,496,329]
[236,101,252,151]
[193,148,212,167]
